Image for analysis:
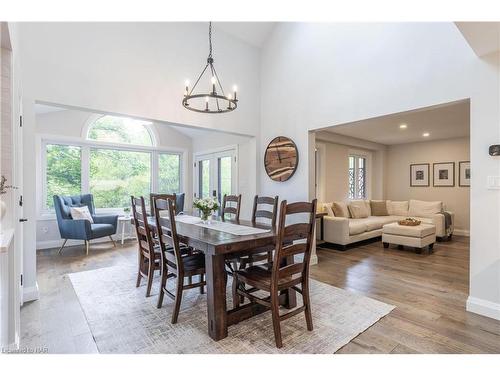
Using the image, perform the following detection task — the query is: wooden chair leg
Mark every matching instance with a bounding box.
[302,281,313,331]
[136,254,143,287]
[145,259,154,297]
[157,263,168,308]
[199,274,204,294]
[171,275,184,324]
[270,291,283,348]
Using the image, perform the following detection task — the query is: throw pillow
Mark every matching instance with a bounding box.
[387,200,409,216]
[348,200,369,219]
[370,200,389,216]
[332,201,350,218]
[408,199,443,218]
[70,206,94,223]
[324,203,335,217]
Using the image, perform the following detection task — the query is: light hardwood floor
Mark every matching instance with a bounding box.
[19,235,500,353]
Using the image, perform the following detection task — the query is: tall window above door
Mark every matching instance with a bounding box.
[349,155,366,199]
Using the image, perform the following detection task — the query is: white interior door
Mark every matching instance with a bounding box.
[194,148,237,204]
[14,97,23,306]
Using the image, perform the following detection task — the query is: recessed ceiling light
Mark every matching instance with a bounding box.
[399,124,407,129]
[423,132,430,137]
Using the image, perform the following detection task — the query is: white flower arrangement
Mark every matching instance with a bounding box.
[193,197,220,221]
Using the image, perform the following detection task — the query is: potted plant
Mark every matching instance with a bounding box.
[0,175,15,222]
[193,197,219,224]
[123,206,131,217]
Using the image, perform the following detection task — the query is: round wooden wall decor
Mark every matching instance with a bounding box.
[264,136,299,182]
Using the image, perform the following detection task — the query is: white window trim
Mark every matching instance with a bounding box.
[348,149,372,200]
[38,133,186,219]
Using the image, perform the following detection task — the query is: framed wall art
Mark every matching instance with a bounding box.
[459,161,471,187]
[410,163,430,187]
[433,162,455,187]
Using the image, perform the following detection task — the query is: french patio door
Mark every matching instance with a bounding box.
[194,148,237,205]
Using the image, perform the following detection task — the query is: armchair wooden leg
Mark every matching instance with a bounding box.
[58,239,68,255]
[85,240,89,256]
[109,235,117,247]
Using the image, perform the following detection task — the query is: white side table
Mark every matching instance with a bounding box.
[118,216,134,245]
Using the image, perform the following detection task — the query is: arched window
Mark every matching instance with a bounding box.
[87,115,154,146]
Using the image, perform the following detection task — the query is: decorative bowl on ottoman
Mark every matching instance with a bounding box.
[398,218,421,226]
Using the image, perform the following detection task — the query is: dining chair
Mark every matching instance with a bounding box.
[154,198,206,324]
[131,196,161,297]
[233,198,317,348]
[150,193,176,216]
[231,195,279,308]
[221,194,242,221]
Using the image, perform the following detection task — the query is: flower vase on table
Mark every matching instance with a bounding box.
[193,197,219,225]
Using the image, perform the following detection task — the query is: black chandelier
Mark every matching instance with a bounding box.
[182,22,238,114]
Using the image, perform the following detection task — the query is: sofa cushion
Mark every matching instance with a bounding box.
[387,200,409,216]
[332,201,350,218]
[363,215,397,231]
[408,199,443,218]
[323,202,335,217]
[349,219,368,235]
[370,200,389,216]
[90,223,115,238]
[348,200,369,219]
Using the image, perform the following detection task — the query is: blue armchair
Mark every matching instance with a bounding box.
[53,194,119,255]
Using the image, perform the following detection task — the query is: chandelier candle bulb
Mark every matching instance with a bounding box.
[205,96,209,111]
[211,76,216,94]
[233,85,237,101]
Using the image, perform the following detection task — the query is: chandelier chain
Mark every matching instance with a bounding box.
[208,21,213,59]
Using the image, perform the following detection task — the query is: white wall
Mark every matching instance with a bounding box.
[191,131,257,219]
[34,109,194,249]
[261,23,500,320]
[17,22,262,301]
[385,137,470,233]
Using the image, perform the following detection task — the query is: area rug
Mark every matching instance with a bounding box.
[68,265,394,354]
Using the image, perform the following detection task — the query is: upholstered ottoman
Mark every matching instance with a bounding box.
[382,222,436,253]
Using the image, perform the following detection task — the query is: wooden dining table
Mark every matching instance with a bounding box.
[148,214,297,341]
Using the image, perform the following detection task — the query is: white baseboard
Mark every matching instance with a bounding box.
[466,296,500,321]
[37,234,122,250]
[23,283,39,303]
[454,229,470,237]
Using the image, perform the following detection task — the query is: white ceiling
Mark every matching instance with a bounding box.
[321,100,470,145]
[455,22,500,57]
[215,22,276,48]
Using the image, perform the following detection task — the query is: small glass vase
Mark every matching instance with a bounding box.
[200,211,212,224]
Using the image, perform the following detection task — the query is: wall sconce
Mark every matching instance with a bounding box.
[489,145,500,156]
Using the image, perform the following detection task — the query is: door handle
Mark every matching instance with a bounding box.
[19,218,28,222]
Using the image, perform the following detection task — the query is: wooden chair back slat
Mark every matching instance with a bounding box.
[221,194,242,221]
[280,242,308,258]
[150,193,176,215]
[252,195,279,228]
[278,262,304,278]
[283,223,312,241]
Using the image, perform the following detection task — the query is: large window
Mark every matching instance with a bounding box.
[45,144,82,208]
[90,149,151,208]
[42,115,182,212]
[348,155,366,200]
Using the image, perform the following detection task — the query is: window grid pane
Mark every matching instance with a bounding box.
[90,148,151,209]
[45,144,82,208]
[158,153,181,194]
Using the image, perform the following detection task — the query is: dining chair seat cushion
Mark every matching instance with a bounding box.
[166,253,205,273]
[90,223,116,239]
[236,262,302,292]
